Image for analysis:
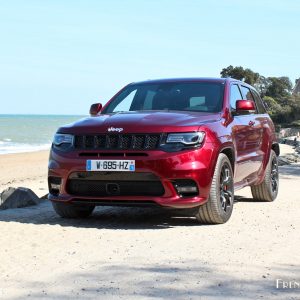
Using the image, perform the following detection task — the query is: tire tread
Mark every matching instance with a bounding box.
[195,154,234,224]
[251,150,278,202]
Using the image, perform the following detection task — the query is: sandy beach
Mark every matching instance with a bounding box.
[0,150,49,198]
[0,145,300,299]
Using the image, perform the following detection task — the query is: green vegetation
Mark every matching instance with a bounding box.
[220,65,300,126]
[291,120,300,127]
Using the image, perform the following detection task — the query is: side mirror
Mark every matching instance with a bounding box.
[235,100,256,114]
[89,103,102,116]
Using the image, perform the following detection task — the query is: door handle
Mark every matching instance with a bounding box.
[248,120,255,126]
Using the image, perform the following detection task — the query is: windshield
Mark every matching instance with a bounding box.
[103,82,225,114]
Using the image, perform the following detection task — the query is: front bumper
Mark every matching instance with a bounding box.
[48,145,217,209]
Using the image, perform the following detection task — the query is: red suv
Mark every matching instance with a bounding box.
[48,78,279,224]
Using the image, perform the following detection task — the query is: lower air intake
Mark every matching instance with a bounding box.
[66,172,165,197]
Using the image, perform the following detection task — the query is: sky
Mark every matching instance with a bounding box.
[0,0,299,115]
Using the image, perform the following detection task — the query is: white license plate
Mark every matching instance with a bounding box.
[86,160,135,171]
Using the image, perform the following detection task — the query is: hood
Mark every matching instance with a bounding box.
[58,111,221,134]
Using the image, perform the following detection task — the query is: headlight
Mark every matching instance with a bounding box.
[53,133,74,146]
[160,132,205,152]
[166,132,205,145]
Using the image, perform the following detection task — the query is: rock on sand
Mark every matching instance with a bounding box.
[0,187,41,210]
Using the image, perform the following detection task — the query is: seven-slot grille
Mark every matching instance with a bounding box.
[74,134,161,150]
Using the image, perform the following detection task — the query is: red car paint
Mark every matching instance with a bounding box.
[48,78,278,209]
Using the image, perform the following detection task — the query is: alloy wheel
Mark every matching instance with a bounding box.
[220,164,233,212]
[270,157,279,193]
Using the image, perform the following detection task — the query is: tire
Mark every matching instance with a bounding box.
[195,153,234,224]
[251,150,279,202]
[52,201,95,218]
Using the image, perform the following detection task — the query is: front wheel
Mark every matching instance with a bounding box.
[195,153,234,224]
[52,201,95,218]
[251,150,279,202]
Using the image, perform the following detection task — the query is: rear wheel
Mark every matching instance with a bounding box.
[251,150,279,202]
[52,201,95,218]
[195,153,234,224]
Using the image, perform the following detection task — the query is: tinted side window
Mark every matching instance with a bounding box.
[230,84,243,111]
[240,86,255,101]
[251,90,266,114]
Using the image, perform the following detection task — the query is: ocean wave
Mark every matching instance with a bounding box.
[0,142,51,155]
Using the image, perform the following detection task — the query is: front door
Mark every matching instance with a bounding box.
[230,84,263,185]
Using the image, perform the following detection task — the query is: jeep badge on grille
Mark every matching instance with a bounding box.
[108,127,123,133]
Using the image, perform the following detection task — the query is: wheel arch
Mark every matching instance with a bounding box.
[272,142,280,156]
[220,146,235,174]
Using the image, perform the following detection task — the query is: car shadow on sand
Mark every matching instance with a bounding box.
[0,200,204,229]
[279,164,300,177]
[2,162,298,229]
[6,262,300,300]
[0,190,278,229]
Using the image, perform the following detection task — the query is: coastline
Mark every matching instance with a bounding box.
[0,114,85,155]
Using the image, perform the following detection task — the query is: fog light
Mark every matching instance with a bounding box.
[173,179,199,197]
[50,183,61,190]
[48,176,62,196]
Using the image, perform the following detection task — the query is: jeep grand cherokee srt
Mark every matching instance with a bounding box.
[48,78,279,224]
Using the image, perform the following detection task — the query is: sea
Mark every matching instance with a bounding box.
[0,114,86,155]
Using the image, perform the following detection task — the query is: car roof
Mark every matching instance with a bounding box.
[131,77,226,85]
[130,77,252,86]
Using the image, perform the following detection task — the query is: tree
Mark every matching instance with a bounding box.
[265,77,293,102]
[263,96,283,122]
[220,65,298,125]
[263,96,292,123]
[263,96,282,117]
[220,65,259,85]
[254,76,270,97]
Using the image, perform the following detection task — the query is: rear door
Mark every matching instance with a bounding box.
[250,89,272,171]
